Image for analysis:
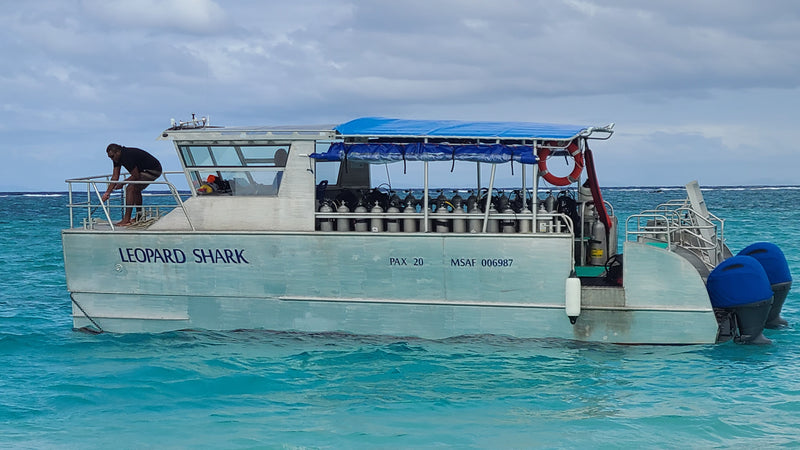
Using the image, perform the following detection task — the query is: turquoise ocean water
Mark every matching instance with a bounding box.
[1,187,799,448]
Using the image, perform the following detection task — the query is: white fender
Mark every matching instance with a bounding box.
[565,275,581,324]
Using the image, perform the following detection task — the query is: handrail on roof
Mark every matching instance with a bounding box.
[158,116,614,142]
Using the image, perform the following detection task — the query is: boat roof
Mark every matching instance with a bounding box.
[335,117,612,141]
[160,117,613,142]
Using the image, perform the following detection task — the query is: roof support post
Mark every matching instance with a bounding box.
[481,163,497,233]
[423,159,429,232]
[476,162,481,194]
[532,140,540,233]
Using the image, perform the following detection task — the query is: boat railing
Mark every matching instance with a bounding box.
[66,171,194,231]
[626,203,725,269]
[314,210,574,235]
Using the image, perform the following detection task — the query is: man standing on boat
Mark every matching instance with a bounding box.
[101,143,162,226]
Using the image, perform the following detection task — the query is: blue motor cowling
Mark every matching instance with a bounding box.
[707,255,773,345]
[738,242,792,329]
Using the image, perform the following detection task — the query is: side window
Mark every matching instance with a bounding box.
[179,144,290,196]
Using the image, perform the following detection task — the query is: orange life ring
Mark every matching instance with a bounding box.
[537,140,584,186]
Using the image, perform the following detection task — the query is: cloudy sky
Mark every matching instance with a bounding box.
[2,0,799,191]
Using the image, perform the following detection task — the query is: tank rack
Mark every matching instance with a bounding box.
[314,187,580,234]
[314,209,573,234]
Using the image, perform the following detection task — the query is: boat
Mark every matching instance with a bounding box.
[62,116,792,344]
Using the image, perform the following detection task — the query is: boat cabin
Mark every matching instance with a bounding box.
[143,117,617,268]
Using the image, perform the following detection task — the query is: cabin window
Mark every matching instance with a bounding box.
[179,144,290,196]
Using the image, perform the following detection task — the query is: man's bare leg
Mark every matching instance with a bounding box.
[116,184,143,225]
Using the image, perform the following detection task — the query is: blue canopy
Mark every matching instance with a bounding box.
[334,117,589,140]
[313,142,538,164]
[310,117,597,165]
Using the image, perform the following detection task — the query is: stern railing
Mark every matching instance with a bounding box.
[66,171,194,231]
[626,199,725,269]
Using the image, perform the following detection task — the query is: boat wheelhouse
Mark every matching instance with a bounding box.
[62,116,792,344]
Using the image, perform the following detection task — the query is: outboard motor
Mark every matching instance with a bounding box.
[707,255,774,345]
[738,242,792,329]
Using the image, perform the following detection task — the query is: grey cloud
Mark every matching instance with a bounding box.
[2,0,800,189]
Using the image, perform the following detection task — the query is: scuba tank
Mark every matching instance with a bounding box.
[518,206,531,233]
[354,200,369,232]
[451,191,466,233]
[468,198,482,233]
[588,212,607,266]
[318,201,334,232]
[385,192,401,232]
[403,202,417,233]
[501,206,516,233]
[370,201,384,232]
[544,191,556,212]
[385,196,400,233]
[583,201,596,238]
[497,191,516,233]
[386,204,400,232]
[536,203,551,233]
[434,191,450,233]
[336,202,351,232]
[402,190,418,233]
[487,203,500,233]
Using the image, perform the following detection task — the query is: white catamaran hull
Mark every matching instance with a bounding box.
[63,231,719,344]
[63,117,778,345]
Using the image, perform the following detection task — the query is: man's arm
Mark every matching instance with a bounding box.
[101,165,122,201]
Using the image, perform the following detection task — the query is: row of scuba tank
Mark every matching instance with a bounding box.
[317,188,578,234]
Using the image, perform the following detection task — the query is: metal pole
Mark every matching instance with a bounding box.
[481,164,496,233]
[423,160,429,232]
[532,140,540,232]
[532,160,539,233]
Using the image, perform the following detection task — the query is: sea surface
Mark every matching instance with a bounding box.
[1,187,799,448]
